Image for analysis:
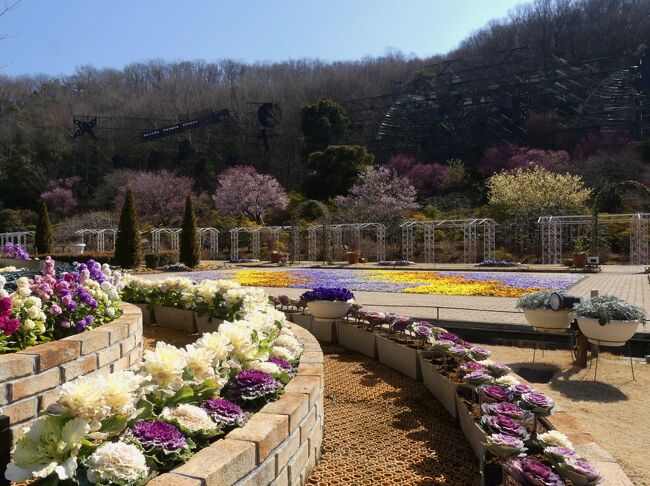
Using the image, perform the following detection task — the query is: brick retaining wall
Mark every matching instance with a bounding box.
[0,302,144,443]
[149,322,325,486]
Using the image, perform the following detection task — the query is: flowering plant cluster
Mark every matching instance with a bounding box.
[269,294,307,313]
[0,257,123,353]
[478,260,519,267]
[1,242,29,260]
[6,281,303,485]
[299,286,355,302]
[574,295,646,325]
[122,276,268,321]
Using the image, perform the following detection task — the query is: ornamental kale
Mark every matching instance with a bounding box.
[125,420,193,470]
[227,369,283,403]
[505,458,565,486]
[300,287,354,302]
[200,398,247,428]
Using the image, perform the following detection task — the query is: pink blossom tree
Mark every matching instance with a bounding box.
[335,166,420,227]
[479,144,570,175]
[385,154,448,196]
[212,165,289,223]
[114,170,194,225]
[40,187,77,215]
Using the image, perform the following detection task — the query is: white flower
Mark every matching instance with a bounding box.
[246,360,281,375]
[538,430,574,450]
[195,332,234,363]
[85,441,149,485]
[272,333,303,359]
[57,376,111,431]
[160,404,218,433]
[493,375,521,387]
[22,319,35,331]
[104,371,143,417]
[271,345,298,362]
[184,344,218,381]
[141,342,187,391]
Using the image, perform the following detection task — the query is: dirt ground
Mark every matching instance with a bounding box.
[488,345,650,485]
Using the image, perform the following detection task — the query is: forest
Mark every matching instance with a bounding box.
[1,0,650,242]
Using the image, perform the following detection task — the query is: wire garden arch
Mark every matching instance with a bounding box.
[400,219,496,264]
[150,227,219,259]
[230,226,299,262]
[0,231,35,250]
[307,223,386,262]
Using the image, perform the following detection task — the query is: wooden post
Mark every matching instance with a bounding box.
[577,290,599,367]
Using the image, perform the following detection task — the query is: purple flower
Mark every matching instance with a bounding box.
[481,402,530,421]
[267,356,293,372]
[390,316,411,332]
[412,323,433,339]
[544,446,578,463]
[558,459,601,485]
[0,297,12,317]
[484,361,511,378]
[449,344,470,359]
[469,346,491,361]
[50,304,62,316]
[481,414,530,440]
[0,317,20,336]
[128,420,187,452]
[484,433,527,459]
[278,295,290,305]
[430,339,455,353]
[200,398,247,427]
[510,383,535,397]
[438,332,460,342]
[459,361,486,375]
[477,385,513,404]
[519,392,555,416]
[300,287,354,302]
[463,370,493,386]
[228,369,283,402]
[505,458,565,486]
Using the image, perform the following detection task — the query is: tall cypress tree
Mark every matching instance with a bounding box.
[180,195,200,268]
[35,201,52,255]
[114,187,142,268]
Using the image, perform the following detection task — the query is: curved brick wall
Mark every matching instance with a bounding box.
[149,323,325,486]
[0,302,144,443]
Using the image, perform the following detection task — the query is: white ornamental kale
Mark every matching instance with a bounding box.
[85,441,149,485]
[5,415,90,482]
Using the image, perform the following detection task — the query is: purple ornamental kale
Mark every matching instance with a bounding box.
[519,392,555,416]
[481,402,530,421]
[300,287,354,302]
[228,369,282,402]
[390,315,411,332]
[558,459,601,485]
[544,446,578,463]
[484,433,527,459]
[481,414,530,440]
[267,356,294,372]
[477,385,513,404]
[459,361,486,375]
[469,346,492,361]
[438,332,460,343]
[510,383,535,397]
[200,398,247,427]
[128,420,187,452]
[484,361,511,378]
[463,370,493,386]
[505,458,565,486]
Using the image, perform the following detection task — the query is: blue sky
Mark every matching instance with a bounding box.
[1,0,524,77]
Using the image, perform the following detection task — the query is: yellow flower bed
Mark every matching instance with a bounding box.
[233,270,310,288]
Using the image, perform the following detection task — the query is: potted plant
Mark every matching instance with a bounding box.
[346,251,360,264]
[300,287,354,319]
[517,290,574,333]
[572,238,588,268]
[574,295,645,346]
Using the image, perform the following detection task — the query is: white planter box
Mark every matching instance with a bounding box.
[524,309,573,334]
[337,322,377,358]
[133,303,152,326]
[307,301,351,319]
[0,258,42,270]
[376,335,420,380]
[70,243,86,256]
[290,313,312,330]
[194,313,223,333]
[577,317,640,347]
[456,392,486,460]
[309,318,336,343]
[153,305,196,333]
[419,353,457,418]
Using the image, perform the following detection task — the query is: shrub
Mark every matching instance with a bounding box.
[180,196,200,268]
[35,202,53,254]
[114,187,142,269]
[574,295,646,324]
[34,252,114,265]
[144,251,179,269]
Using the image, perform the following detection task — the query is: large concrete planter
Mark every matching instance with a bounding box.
[576,317,640,346]
[419,353,457,418]
[456,391,486,460]
[337,322,377,358]
[309,318,337,343]
[523,309,573,334]
[153,305,196,332]
[133,303,152,326]
[194,313,223,333]
[376,335,420,380]
[307,301,351,319]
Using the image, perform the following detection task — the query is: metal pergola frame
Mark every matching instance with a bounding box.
[538,213,650,264]
[0,231,35,250]
[75,229,118,252]
[230,226,299,261]
[307,223,386,262]
[400,219,496,264]
[150,227,219,259]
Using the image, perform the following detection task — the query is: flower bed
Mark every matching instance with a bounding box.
[5,278,319,486]
[184,269,582,297]
[0,258,123,354]
[276,297,630,485]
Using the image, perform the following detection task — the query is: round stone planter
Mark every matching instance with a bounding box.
[523,309,574,334]
[70,243,86,256]
[153,305,196,333]
[576,317,640,346]
[307,300,351,319]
